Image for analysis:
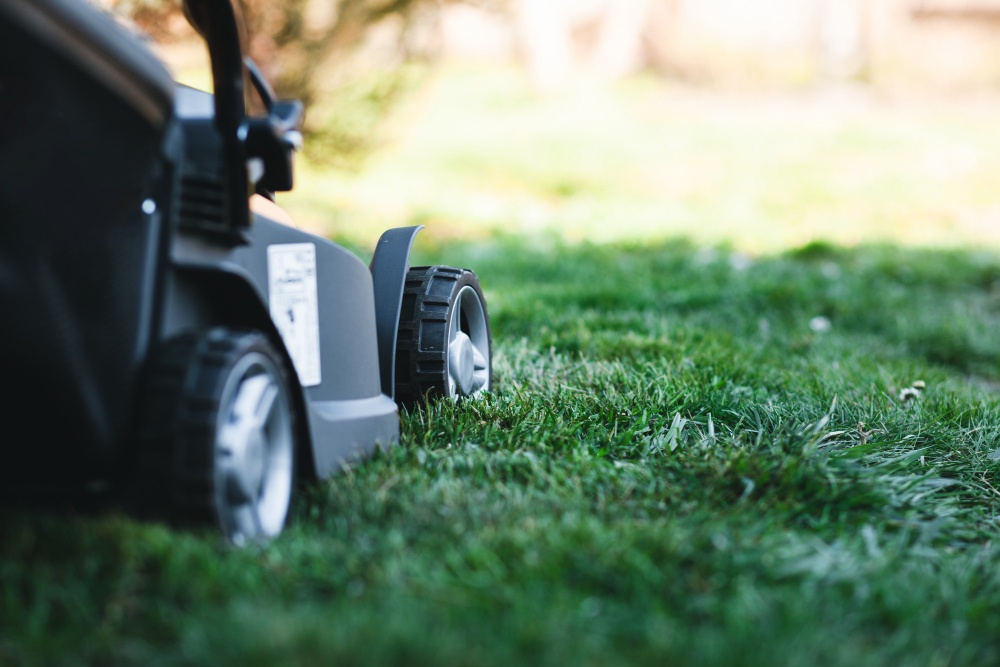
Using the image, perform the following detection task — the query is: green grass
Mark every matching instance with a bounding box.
[4,64,1000,665]
[4,238,999,666]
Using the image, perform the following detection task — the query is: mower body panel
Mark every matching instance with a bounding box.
[168,210,400,479]
[0,0,402,493]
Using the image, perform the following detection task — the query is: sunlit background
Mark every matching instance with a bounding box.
[109,0,1000,253]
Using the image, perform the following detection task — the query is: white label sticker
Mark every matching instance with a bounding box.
[267,243,321,387]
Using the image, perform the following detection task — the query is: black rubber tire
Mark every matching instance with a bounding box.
[395,266,493,407]
[129,328,297,545]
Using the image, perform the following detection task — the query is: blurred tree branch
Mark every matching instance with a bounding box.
[116,0,465,168]
[241,0,430,106]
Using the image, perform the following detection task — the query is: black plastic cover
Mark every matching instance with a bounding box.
[0,0,172,491]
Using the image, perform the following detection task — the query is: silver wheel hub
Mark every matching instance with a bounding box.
[447,285,491,399]
[214,353,293,545]
[220,375,273,504]
[449,332,475,394]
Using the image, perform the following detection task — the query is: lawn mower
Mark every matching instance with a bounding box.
[0,0,492,545]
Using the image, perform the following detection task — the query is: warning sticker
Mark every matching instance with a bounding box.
[267,243,321,387]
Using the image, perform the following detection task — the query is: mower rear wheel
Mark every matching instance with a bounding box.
[395,266,492,406]
[134,328,296,545]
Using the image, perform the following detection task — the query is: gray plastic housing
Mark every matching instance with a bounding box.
[167,211,401,478]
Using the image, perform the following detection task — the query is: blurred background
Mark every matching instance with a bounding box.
[103,0,1000,252]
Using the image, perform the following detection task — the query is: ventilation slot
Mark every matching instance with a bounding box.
[178,175,226,232]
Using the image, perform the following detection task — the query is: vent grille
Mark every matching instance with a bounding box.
[177,174,226,231]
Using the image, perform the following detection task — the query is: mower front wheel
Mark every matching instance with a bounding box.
[395,266,492,407]
[133,328,297,546]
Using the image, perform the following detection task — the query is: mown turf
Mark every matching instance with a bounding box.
[3,235,999,666]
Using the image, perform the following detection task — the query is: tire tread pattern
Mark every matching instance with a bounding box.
[129,329,288,528]
[395,266,490,407]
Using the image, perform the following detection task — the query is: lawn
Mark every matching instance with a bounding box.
[3,64,1000,666]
